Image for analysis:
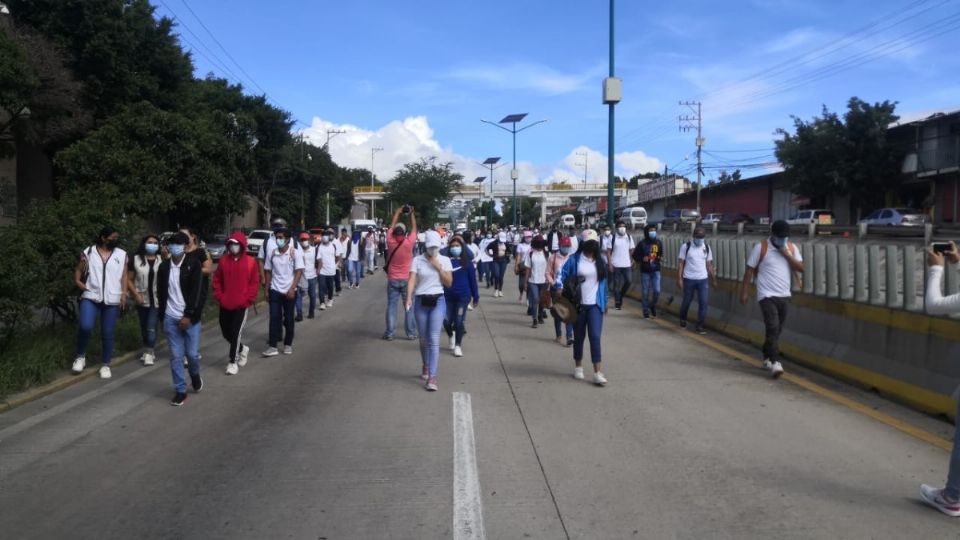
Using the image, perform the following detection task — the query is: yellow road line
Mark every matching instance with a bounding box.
[621,303,953,451]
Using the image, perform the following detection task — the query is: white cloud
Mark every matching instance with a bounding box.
[445,61,602,96]
[616,150,664,176]
[763,28,823,55]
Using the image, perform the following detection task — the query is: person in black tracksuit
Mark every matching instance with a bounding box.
[632,223,665,318]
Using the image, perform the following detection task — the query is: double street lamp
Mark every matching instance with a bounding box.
[481,114,546,227]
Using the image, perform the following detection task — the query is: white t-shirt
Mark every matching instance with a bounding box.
[515,242,531,261]
[348,240,361,262]
[301,245,318,280]
[265,246,305,293]
[412,254,453,296]
[569,235,579,253]
[336,237,349,258]
[316,243,338,276]
[524,251,548,284]
[468,244,480,266]
[601,234,614,252]
[165,258,186,319]
[578,256,599,306]
[747,240,802,301]
[259,235,301,261]
[478,238,493,262]
[609,233,635,268]
[678,241,713,280]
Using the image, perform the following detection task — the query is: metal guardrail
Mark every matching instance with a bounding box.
[661,221,954,243]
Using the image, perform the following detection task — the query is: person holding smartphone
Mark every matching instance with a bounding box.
[405,231,453,391]
[920,240,960,516]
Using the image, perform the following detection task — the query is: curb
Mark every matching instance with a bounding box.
[0,300,267,415]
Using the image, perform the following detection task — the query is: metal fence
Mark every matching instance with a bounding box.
[657,232,959,314]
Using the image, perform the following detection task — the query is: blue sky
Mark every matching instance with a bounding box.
[155,0,960,186]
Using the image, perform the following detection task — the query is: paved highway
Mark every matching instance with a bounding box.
[1,272,957,539]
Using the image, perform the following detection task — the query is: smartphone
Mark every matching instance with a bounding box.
[402,204,411,214]
[932,242,952,254]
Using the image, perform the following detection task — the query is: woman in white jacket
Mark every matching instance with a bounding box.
[920,241,960,517]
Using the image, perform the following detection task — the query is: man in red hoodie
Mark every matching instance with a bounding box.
[213,232,260,375]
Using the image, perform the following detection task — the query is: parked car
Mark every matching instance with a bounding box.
[787,209,835,225]
[701,213,723,225]
[204,234,227,261]
[859,208,927,227]
[621,207,648,229]
[560,214,577,228]
[720,212,756,225]
[661,208,700,227]
[246,229,272,256]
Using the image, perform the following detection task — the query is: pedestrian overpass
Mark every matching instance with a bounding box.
[353,182,631,224]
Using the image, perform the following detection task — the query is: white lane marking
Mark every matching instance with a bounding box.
[453,392,486,540]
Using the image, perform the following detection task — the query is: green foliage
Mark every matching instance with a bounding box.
[775,97,904,211]
[0,228,44,346]
[386,158,464,226]
[500,196,540,227]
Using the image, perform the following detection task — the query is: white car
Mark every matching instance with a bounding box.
[246,229,272,257]
[859,208,927,227]
[622,207,648,229]
[787,209,834,225]
[701,213,723,225]
[560,214,576,228]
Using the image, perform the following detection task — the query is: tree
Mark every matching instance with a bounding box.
[500,196,539,227]
[717,169,741,183]
[386,158,463,226]
[776,97,904,215]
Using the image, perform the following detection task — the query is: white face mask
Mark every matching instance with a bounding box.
[427,247,440,258]
[300,240,310,248]
[617,227,626,235]
[228,244,242,255]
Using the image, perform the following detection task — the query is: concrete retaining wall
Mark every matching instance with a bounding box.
[627,232,960,418]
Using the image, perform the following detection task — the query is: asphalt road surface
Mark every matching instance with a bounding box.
[1,271,958,539]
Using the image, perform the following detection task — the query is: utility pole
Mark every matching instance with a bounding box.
[603,0,622,226]
[576,151,589,184]
[679,100,703,219]
[325,191,331,226]
[325,129,346,150]
[371,146,383,222]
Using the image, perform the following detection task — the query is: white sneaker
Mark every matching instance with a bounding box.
[593,372,608,386]
[141,352,155,366]
[920,484,960,517]
[325,301,332,309]
[454,346,463,357]
[262,347,279,357]
[225,362,239,375]
[238,345,249,367]
[320,303,326,311]
[762,359,772,371]
[99,365,112,379]
[467,304,474,311]
[282,345,293,355]
[71,356,86,374]
[449,335,456,351]
[573,367,585,380]
[770,361,784,379]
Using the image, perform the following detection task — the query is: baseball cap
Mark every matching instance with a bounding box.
[425,230,442,248]
[581,229,599,242]
[559,236,572,248]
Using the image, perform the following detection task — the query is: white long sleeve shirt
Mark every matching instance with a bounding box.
[926,264,960,315]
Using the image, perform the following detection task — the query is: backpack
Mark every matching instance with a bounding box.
[755,239,803,288]
[684,241,710,258]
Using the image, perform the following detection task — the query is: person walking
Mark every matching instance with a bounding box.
[524,236,549,328]
[739,220,804,379]
[405,231,453,391]
[546,236,575,346]
[677,227,718,335]
[514,230,533,302]
[364,227,378,274]
[442,236,479,357]
[157,232,206,406]
[72,226,130,379]
[919,241,960,516]
[554,229,609,386]
[384,206,418,341]
[128,234,162,366]
[545,225,562,254]
[486,231,510,298]
[347,230,363,288]
[316,229,339,310]
[295,232,318,321]
[336,228,350,295]
[478,230,494,288]
[633,224,664,318]
[607,220,636,310]
[212,232,259,376]
[262,228,304,356]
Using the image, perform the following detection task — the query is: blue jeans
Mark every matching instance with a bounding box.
[76,299,120,365]
[318,275,335,302]
[443,295,470,346]
[268,289,295,347]
[554,313,573,340]
[385,279,417,338]
[613,267,632,305]
[478,261,489,283]
[493,259,508,291]
[349,260,364,286]
[640,272,661,313]
[679,278,709,329]
[415,295,446,378]
[163,315,201,394]
[296,277,318,317]
[136,305,159,349]
[573,304,604,365]
[527,283,547,322]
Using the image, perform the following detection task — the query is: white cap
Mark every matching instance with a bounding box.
[425,230,442,249]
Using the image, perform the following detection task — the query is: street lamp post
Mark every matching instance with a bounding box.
[480,157,503,228]
[371,146,383,222]
[481,114,546,228]
[603,0,622,226]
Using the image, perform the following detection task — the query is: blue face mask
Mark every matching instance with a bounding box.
[168,244,185,258]
[648,231,657,240]
[450,247,462,257]
[276,238,287,249]
[692,238,704,247]
[560,247,572,255]
[145,243,160,255]
[773,236,788,248]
